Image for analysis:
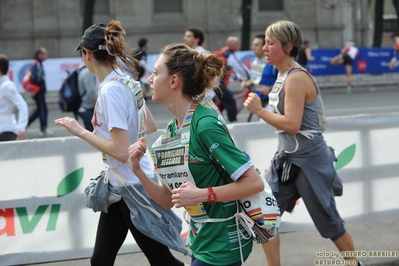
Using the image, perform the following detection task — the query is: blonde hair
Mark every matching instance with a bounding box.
[265,20,303,58]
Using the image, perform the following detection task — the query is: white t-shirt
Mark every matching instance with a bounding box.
[0,75,28,134]
[195,46,210,55]
[346,46,358,60]
[94,69,153,186]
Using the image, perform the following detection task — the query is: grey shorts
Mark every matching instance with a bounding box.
[275,170,346,241]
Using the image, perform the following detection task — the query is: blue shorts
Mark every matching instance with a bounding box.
[275,169,346,241]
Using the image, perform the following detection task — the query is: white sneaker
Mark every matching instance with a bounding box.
[346,86,352,94]
[41,129,54,137]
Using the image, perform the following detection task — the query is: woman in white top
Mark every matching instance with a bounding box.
[55,20,188,266]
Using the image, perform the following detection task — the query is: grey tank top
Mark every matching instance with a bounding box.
[268,67,327,153]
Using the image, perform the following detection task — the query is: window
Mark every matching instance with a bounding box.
[154,0,182,13]
[383,14,398,33]
[258,0,284,11]
[383,19,398,32]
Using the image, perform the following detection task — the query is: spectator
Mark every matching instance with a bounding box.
[244,20,364,266]
[330,41,359,93]
[183,27,210,55]
[389,32,399,70]
[77,57,98,131]
[133,38,148,80]
[296,40,315,68]
[241,34,277,120]
[212,36,251,122]
[27,47,53,137]
[223,36,251,82]
[0,54,28,141]
[133,38,150,98]
[129,43,264,266]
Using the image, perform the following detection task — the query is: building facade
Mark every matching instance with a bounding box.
[0,0,377,60]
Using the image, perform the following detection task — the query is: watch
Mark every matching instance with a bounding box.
[207,187,217,204]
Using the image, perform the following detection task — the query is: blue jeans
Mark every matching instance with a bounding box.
[78,108,94,131]
[28,92,48,132]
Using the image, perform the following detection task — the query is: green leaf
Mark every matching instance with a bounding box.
[334,144,356,170]
[57,168,84,197]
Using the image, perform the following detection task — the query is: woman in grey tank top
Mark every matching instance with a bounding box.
[244,20,364,266]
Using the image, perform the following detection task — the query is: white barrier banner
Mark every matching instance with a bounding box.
[0,137,187,266]
[1,113,399,265]
[9,57,83,93]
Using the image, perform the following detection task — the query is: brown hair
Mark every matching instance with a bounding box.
[161,43,223,100]
[0,54,9,74]
[186,27,205,46]
[82,19,139,77]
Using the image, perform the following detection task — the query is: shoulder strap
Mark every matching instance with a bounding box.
[76,66,87,98]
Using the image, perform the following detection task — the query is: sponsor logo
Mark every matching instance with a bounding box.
[156,147,185,168]
[0,168,84,237]
[209,143,219,153]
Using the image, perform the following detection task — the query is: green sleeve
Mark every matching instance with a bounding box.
[194,114,251,181]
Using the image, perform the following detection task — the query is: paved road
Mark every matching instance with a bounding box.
[26,86,399,139]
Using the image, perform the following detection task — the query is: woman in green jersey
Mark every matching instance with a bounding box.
[129,43,264,266]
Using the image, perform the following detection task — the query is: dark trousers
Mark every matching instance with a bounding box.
[0,132,17,141]
[90,200,184,266]
[78,108,94,131]
[215,85,237,122]
[28,92,48,132]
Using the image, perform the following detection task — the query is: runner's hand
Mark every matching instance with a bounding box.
[244,92,263,115]
[54,116,86,138]
[128,139,146,172]
[171,182,204,208]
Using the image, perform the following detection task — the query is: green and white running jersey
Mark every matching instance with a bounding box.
[168,104,253,265]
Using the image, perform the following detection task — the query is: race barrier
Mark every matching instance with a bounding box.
[8,47,399,94]
[1,112,399,265]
